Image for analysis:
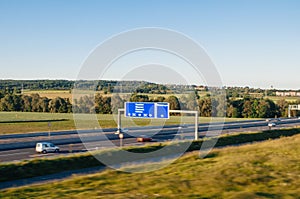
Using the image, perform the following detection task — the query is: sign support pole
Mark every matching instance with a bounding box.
[120,102,199,141]
[288,104,300,118]
[169,110,199,140]
[195,111,199,140]
[116,108,124,134]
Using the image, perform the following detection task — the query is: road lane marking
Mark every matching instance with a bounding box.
[29,153,52,157]
[0,151,30,157]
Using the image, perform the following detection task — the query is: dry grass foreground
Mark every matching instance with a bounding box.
[1,134,300,198]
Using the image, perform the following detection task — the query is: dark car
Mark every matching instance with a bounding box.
[136,135,152,142]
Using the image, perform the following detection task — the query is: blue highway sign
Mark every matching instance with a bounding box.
[125,102,169,119]
[156,102,169,119]
[125,102,155,118]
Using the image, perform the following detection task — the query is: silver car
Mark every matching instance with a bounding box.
[36,142,60,153]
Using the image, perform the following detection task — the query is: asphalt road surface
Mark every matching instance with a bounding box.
[1,118,300,163]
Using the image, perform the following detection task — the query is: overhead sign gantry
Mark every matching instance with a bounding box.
[117,102,199,140]
[125,102,169,119]
[288,104,300,117]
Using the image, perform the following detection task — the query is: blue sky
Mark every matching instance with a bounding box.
[0,0,299,89]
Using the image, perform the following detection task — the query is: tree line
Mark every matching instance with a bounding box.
[0,93,72,113]
[2,80,300,97]
[72,93,300,117]
[0,80,73,91]
[0,92,299,117]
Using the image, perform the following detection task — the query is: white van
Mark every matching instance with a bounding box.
[36,142,60,153]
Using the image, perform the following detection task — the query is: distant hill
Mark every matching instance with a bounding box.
[0,80,195,94]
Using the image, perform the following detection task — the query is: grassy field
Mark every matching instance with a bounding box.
[0,112,258,134]
[1,131,299,198]
[267,96,300,103]
[22,89,300,103]
[0,112,75,134]
[22,90,72,99]
[22,89,207,99]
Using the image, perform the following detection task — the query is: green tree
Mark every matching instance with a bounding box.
[111,94,124,114]
[153,96,165,102]
[186,92,199,111]
[49,97,69,113]
[198,97,211,117]
[21,95,32,112]
[165,96,180,110]
[242,99,252,118]
[77,95,95,113]
[258,99,277,118]
[0,95,14,111]
[130,94,149,102]
[39,97,50,112]
[276,99,288,117]
[12,94,23,111]
[250,98,259,118]
[226,99,243,118]
[212,95,226,117]
[227,104,239,118]
[31,94,41,112]
[95,94,112,114]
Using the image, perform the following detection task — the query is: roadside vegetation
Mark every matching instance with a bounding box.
[1,129,300,198]
[1,128,300,183]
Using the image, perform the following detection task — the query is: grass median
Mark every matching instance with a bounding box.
[0,112,259,134]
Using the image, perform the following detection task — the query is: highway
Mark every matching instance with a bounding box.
[1,118,300,163]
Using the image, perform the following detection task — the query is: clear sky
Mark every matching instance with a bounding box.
[0,0,299,89]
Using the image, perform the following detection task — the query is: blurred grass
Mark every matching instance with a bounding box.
[1,129,300,198]
[0,112,258,134]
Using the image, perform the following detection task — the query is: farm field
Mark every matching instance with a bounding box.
[22,89,300,104]
[22,90,72,99]
[22,89,210,100]
[1,132,299,198]
[0,112,257,135]
[266,96,300,103]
